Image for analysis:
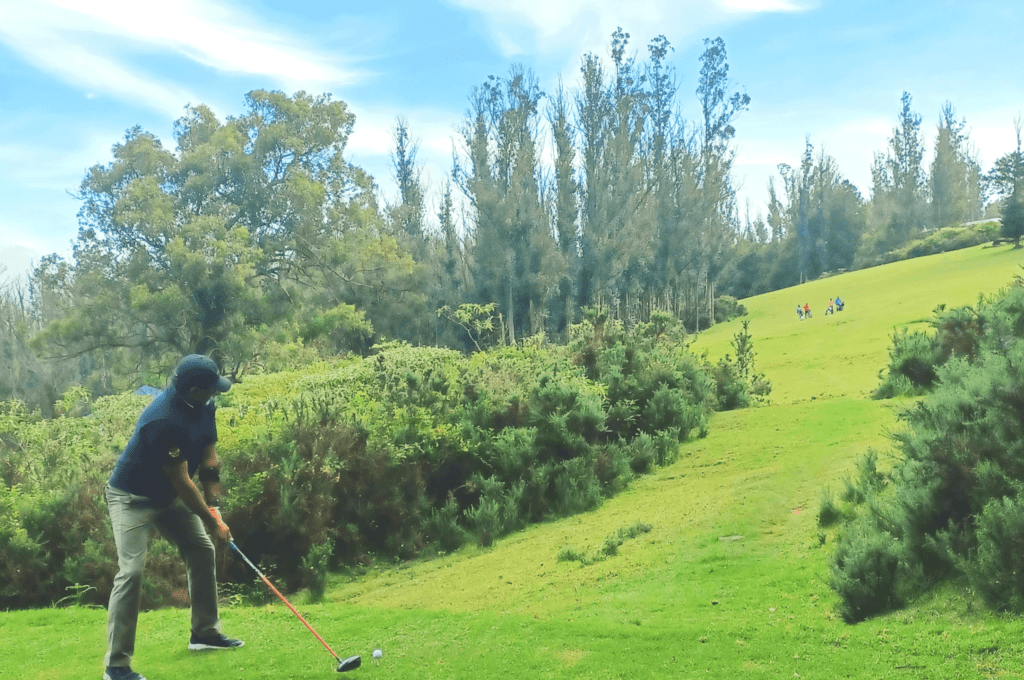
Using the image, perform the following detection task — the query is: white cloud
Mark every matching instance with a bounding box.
[0,132,118,191]
[346,104,462,195]
[447,0,808,57]
[0,241,44,286]
[0,0,362,116]
[719,0,805,13]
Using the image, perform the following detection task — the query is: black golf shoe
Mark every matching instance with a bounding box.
[103,667,146,680]
[188,632,245,650]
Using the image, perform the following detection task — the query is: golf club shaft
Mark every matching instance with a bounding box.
[229,541,341,663]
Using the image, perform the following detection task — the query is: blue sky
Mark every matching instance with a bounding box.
[1,0,1021,282]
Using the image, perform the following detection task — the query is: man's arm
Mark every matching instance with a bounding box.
[198,444,221,508]
[165,455,229,541]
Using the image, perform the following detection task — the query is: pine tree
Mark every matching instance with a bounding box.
[548,81,579,336]
[929,102,982,228]
[390,117,426,241]
[869,92,927,251]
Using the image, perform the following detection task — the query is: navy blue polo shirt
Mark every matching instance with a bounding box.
[108,383,218,506]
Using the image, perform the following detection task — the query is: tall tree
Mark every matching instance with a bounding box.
[548,80,579,336]
[772,140,865,285]
[33,92,405,377]
[574,52,612,312]
[930,102,982,228]
[986,116,1024,202]
[869,92,927,252]
[601,27,653,321]
[990,117,1024,247]
[389,117,426,242]
[692,37,749,329]
[458,66,562,343]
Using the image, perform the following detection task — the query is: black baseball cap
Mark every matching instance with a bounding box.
[173,354,232,393]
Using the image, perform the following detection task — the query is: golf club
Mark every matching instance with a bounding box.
[229,541,361,673]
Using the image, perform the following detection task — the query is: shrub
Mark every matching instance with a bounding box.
[557,545,584,562]
[961,497,1024,612]
[714,295,747,324]
[593,442,632,494]
[626,433,657,475]
[874,328,941,398]
[466,497,502,547]
[709,321,771,410]
[601,534,622,556]
[830,515,903,622]
[422,497,467,553]
[302,539,334,603]
[0,320,726,608]
[551,457,602,517]
[832,284,1024,619]
[818,488,843,528]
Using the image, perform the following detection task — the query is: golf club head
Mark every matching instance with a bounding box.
[337,655,361,672]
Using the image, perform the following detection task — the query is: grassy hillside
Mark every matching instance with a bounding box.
[693,243,1024,404]
[4,243,1024,679]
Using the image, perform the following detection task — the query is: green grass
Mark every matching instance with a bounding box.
[5,243,1024,678]
[693,243,1024,404]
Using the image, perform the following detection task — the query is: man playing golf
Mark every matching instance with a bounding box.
[103,354,244,680]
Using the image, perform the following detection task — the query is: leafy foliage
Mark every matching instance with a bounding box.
[0,314,756,608]
[834,282,1024,620]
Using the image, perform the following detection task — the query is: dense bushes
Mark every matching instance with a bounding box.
[218,324,723,590]
[833,281,1024,621]
[855,221,1000,271]
[0,393,182,610]
[0,317,771,609]
[874,302,985,399]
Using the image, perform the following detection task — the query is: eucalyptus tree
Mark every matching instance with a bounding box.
[778,140,815,282]
[33,91,406,378]
[775,140,865,284]
[574,52,612,312]
[600,27,654,321]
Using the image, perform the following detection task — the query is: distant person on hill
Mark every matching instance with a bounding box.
[835,296,844,312]
[797,304,804,320]
[102,354,243,680]
[827,298,834,315]
[803,302,812,319]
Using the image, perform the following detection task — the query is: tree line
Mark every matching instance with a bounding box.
[2,30,1023,414]
[719,98,1024,298]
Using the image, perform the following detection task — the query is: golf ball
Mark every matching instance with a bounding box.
[373,649,383,659]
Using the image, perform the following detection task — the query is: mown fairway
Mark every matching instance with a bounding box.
[4,244,1024,679]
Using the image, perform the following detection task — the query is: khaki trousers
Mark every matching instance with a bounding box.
[103,484,221,668]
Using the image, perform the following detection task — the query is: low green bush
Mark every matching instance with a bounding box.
[960,497,1024,612]
[422,498,467,553]
[817,488,843,528]
[833,283,1024,619]
[830,515,903,622]
[301,539,334,603]
[0,312,769,608]
[856,221,1000,270]
[556,522,652,565]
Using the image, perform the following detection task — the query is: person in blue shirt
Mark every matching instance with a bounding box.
[103,355,243,680]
